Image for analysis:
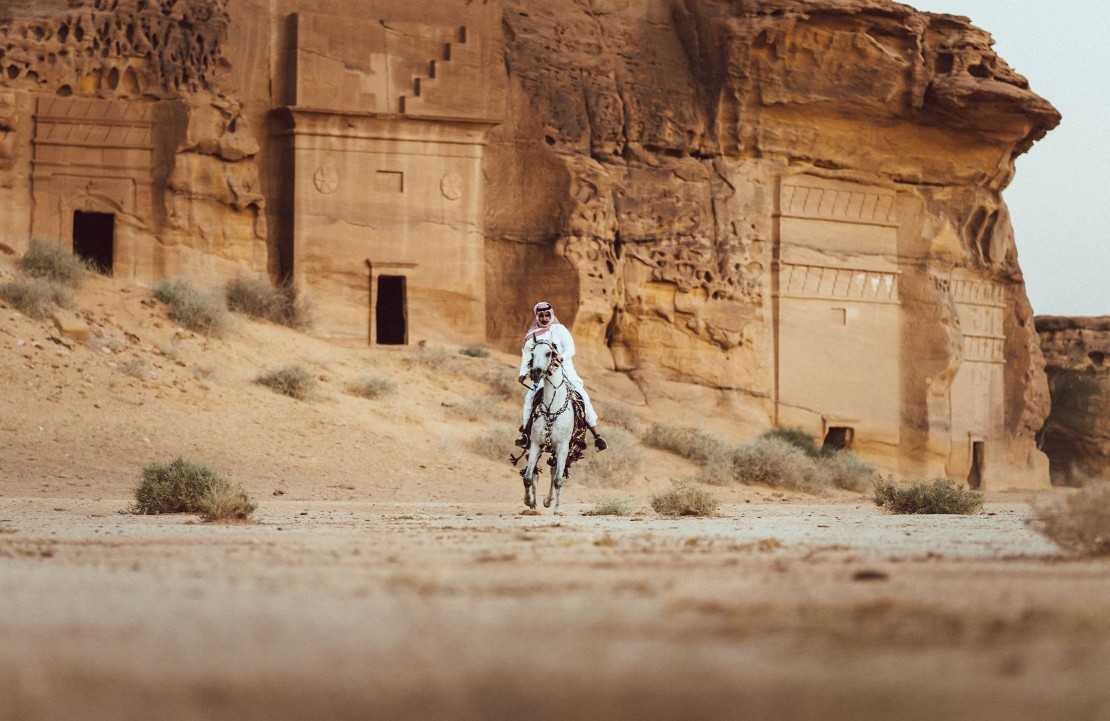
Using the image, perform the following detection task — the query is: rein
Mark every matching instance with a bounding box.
[530,339,571,428]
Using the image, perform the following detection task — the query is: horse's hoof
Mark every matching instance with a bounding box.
[543,497,552,508]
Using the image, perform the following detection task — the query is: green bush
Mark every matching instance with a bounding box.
[1032,482,1110,556]
[256,364,318,400]
[18,239,89,285]
[349,374,397,399]
[641,423,731,466]
[873,476,983,515]
[651,481,719,517]
[0,277,74,318]
[584,494,641,517]
[577,427,644,488]
[153,277,231,337]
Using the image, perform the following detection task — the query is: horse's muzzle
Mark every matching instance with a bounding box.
[529,367,544,384]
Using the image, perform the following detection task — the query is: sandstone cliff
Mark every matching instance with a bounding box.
[0,0,1062,488]
[484,0,1058,485]
[1036,316,1110,485]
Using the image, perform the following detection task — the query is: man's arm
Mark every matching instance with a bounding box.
[518,337,534,381]
[555,325,576,361]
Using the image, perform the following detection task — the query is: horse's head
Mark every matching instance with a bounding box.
[528,340,556,384]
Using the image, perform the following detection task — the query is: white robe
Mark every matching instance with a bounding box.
[519,323,599,427]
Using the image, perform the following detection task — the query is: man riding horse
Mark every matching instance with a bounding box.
[516,301,607,452]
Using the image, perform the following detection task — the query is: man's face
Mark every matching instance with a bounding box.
[537,309,552,326]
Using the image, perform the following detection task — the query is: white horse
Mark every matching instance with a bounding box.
[521,339,575,513]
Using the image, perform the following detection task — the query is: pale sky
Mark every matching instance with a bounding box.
[912,0,1110,317]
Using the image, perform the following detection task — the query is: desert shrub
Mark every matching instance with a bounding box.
[761,427,824,458]
[584,493,641,517]
[459,367,519,402]
[642,423,731,466]
[256,364,318,400]
[576,427,644,488]
[448,395,497,422]
[469,425,519,460]
[707,437,828,493]
[459,344,490,358]
[197,477,258,522]
[18,239,88,285]
[0,277,74,318]
[484,371,520,402]
[349,374,397,399]
[873,476,983,515]
[226,276,286,321]
[409,343,456,370]
[821,450,880,492]
[1032,482,1110,556]
[132,457,223,514]
[225,276,312,328]
[600,402,643,434]
[651,481,719,517]
[153,277,231,337]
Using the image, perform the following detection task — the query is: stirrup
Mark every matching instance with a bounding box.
[515,433,529,448]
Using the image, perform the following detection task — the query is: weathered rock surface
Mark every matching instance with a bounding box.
[1036,317,1110,484]
[0,0,1065,487]
[484,0,1058,486]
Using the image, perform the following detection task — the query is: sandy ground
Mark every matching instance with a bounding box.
[2,258,1110,721]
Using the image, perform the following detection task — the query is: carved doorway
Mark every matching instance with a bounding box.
[375,275,407,345]
[823,426,855,452]
[968,440,985,489]
[73,210,114,275]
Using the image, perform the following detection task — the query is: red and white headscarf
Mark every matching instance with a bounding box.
[523,301,561,346]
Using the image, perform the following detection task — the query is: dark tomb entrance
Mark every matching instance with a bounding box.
[73,211,114,275]
[967,440,985,489]
[822,426,855,452]
[375,275,407,345]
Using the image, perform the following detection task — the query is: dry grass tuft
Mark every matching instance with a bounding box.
[18,239,89,286]
[225,276,313,329]
[153,277,231,337]
[459,344,490,358]
[0,277,75,318]
[818,450,880,492]
[706,437,827,493]
[197,478,258,522]
[873,476,983,515]
[256,364,319,400]
[642,423,731,466]
[576,427,644,488]
[348,374,397,400]
[584,493,642,517]
[651,480,719,517]
[1032,481,1110,556]
[761,426,824,458]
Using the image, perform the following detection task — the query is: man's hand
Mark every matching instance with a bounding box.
[518,374,527,385]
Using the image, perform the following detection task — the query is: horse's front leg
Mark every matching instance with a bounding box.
[523,442,541,510]
[544,444,569,514]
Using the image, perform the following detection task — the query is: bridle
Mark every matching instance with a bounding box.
[529,339,570,424]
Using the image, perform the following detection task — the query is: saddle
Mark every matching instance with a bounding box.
[510,389,589,478]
